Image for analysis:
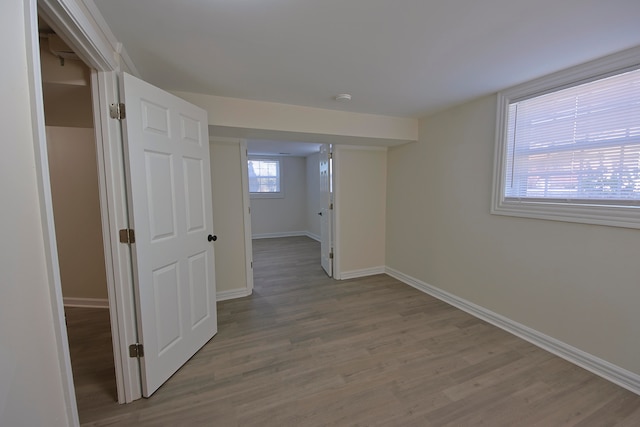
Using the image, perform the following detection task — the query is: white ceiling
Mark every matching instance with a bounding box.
[91,0,640,120]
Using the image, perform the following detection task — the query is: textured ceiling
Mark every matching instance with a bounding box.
[92,0,640,118]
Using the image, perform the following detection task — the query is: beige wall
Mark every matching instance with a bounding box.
[251,156,308,237]
[305,152,321,240]
[47,127,107,300]
[40,44,93,128]
[386,94,640,375]
[43,84,93,128]
[0,1,72,424]
[174,91,418,146]
[210,139,250,294]
[335,147,387,276]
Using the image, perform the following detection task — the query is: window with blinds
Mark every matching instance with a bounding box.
[505,69,640,204]
[492,46,640,228]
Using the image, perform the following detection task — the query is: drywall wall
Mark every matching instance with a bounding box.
[173,91,418,146]
[40,44,93,128]
[250,156,308,237]
[385,94,640,376]
[306,152,321,240]
[0,1,72,425]
[42,83,93,128]
[210,138,250,294]
[334,146,387,277]
[46,126,107,300]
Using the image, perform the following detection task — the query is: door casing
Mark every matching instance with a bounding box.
[33,0,145,414]
[319,144,333,277]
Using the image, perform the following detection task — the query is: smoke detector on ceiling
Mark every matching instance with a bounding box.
[334,93,352,102]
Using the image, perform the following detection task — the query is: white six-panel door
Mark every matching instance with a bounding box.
[319,144,333,277]
[120,72,217,397]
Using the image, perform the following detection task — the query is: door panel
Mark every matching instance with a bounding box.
[183,157,206,232]
[319,144,333,276]
[120,72,217,397]
[153,263,181,354]
[188,251,210,326]
[145,151,176,240]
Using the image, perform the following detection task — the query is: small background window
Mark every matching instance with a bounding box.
[248,157,283,198]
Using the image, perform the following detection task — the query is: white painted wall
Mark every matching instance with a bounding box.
[386,94,640,377]
[251,156,308,237]
[334,147,387,277]
[305,152,321,240]
[0,1,72,425]
[210,139,250,295]
[47,127,107,300]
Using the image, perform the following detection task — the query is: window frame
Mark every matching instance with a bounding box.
[491,46,640,229]
[247,156,284,199]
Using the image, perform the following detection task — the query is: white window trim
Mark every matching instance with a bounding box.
[491,45,640,229]
[248,156,284,199]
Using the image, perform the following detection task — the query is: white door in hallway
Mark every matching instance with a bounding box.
[120,72,218,397]
[319,144,333,276]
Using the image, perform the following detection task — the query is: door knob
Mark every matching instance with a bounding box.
[208,234,217,242]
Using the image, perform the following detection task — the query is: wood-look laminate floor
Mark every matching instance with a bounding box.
[67,236,640,426]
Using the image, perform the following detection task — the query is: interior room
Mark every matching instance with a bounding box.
[3,0,640,426]
[246,140,323,241]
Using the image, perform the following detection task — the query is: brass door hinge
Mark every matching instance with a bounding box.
[119,229,135,244]
[110,103,126,120]
[129,343,144,358]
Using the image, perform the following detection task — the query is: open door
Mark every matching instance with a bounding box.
[319,144,333,276]
[119,72,218,397]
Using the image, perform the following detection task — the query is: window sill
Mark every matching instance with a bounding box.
[491,198,640,229]
[249,192,284,199]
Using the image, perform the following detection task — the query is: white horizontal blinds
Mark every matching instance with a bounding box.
[248,159,280,193]
[505,68,640,204]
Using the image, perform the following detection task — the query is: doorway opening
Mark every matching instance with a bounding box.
[37,14,119,416]
[246,141,334,279]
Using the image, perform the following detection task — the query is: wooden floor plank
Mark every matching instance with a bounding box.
[66,236,640,426]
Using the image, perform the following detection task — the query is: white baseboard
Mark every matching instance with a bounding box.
[63,297,109,308]
[305,232,321,242]
[385,267,640,396]
[217,288,252,301]
[252,231,308,239]
[252,231,320,242]
[339,266,386,280]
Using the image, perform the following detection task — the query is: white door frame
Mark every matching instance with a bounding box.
[239,140,255,294]
[89,69,141,404]
[30,0,144,417]
[319,144,333,277]
[332,147,342,279]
